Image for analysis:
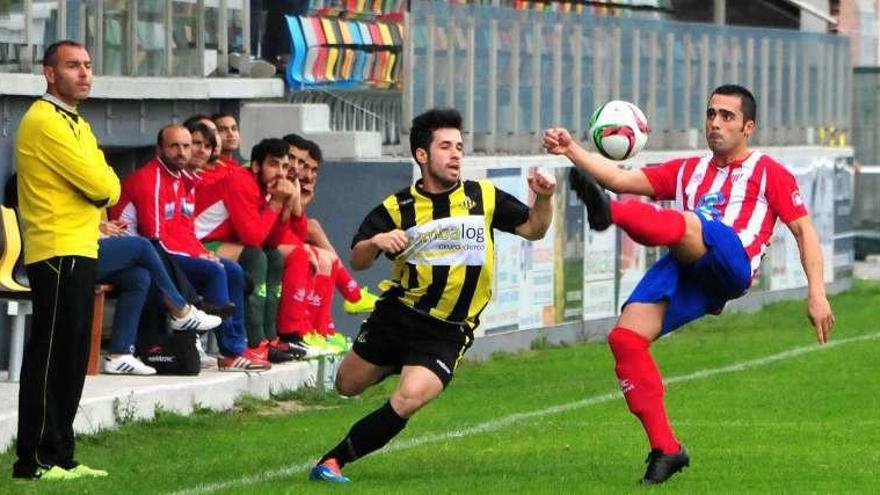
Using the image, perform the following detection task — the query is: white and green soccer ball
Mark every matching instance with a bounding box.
[588,100,649,161]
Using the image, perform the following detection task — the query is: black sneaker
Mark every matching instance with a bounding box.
[568,167,612,231]
[267,346,295,363]
[270,337,307,360]
[641,445,690,485]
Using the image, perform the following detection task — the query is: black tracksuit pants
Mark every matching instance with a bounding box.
[13,256,96,478]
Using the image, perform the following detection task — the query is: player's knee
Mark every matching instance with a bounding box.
[389,389,431,418]
[334,373,362,397]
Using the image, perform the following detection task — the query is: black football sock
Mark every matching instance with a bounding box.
[319,401,408,467]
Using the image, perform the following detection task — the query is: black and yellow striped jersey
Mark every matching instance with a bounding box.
[352,179,529,329]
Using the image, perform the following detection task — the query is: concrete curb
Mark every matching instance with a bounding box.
[0,360,318,454]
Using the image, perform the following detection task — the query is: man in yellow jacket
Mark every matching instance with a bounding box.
[13,40,120,481]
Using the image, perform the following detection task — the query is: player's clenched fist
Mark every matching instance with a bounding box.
[528,169,556,196]
[543,127,574,155]
[372,229,408,255]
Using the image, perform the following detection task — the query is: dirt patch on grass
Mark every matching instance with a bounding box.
[239,400,335,416]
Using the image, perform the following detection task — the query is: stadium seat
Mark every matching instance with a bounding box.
[338,20,356,80]
[286,14,397,89]
[310,16,329,83]
[285,15,309,88]
[0,206,32,383]
[0,207,29,293]
[320,17,340,82]
[359,22,376,82]
[300,16,321,83]
[349,20,367,82]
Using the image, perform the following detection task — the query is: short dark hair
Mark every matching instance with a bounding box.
[409,108,462,161]
[711,84,757,124]
[42,40,86,67]
[304,140,323,164]
[184,122,216,153]
[250,138,290,164]
[211,112,236,123]
[183,114,213,129]
[282,133,309,150]
[157,124,187,147]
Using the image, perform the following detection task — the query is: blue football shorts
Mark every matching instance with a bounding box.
[624,213,753,334]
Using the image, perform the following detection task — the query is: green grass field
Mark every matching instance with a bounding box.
[4,281,880,494]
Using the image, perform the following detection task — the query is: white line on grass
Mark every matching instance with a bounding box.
[168,331,880,495]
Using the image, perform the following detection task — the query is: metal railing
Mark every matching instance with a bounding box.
[404,0,851,154]
[288,87,402,145]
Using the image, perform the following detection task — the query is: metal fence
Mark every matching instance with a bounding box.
[404,0,851,154]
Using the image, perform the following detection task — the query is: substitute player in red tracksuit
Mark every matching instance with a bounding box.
[544,84,834,485]
[183,114,235,186]
[111,124,268,371]
[274,134,378,355]
[194,138,300,363]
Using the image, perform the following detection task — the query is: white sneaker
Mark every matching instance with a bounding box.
[194,336,216,369]
[103,354,157,375]
[169,305,223,332]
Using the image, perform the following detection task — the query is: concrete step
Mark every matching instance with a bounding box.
[239,102,383,159]
[0,359,322,453]
[308,131,383,160]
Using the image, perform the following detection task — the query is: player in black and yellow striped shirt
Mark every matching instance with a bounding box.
[310,108,556,483]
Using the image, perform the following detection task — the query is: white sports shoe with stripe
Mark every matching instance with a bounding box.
[169,305,223,332]
[217,348,271,372]
[103,354,157,375]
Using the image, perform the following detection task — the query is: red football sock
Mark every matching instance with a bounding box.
[607,327,680,454]
[310,274,335,335]
[610,199,686,247]
[277,248,313,338]
[332,259,362,303]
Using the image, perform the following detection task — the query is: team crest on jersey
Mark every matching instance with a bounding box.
[459,196,477,211]
[181,199,195,217]
[164,202,175,219]
[695,192,726,220]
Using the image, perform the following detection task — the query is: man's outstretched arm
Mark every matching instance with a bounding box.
[543,127,654,196]
[788,215,835,344]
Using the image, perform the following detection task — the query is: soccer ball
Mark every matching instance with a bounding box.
[588,100,649,160]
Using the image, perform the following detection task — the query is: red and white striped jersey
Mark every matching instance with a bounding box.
[642,151,808,275]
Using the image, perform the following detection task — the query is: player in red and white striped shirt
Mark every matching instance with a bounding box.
[544,85,834,485]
